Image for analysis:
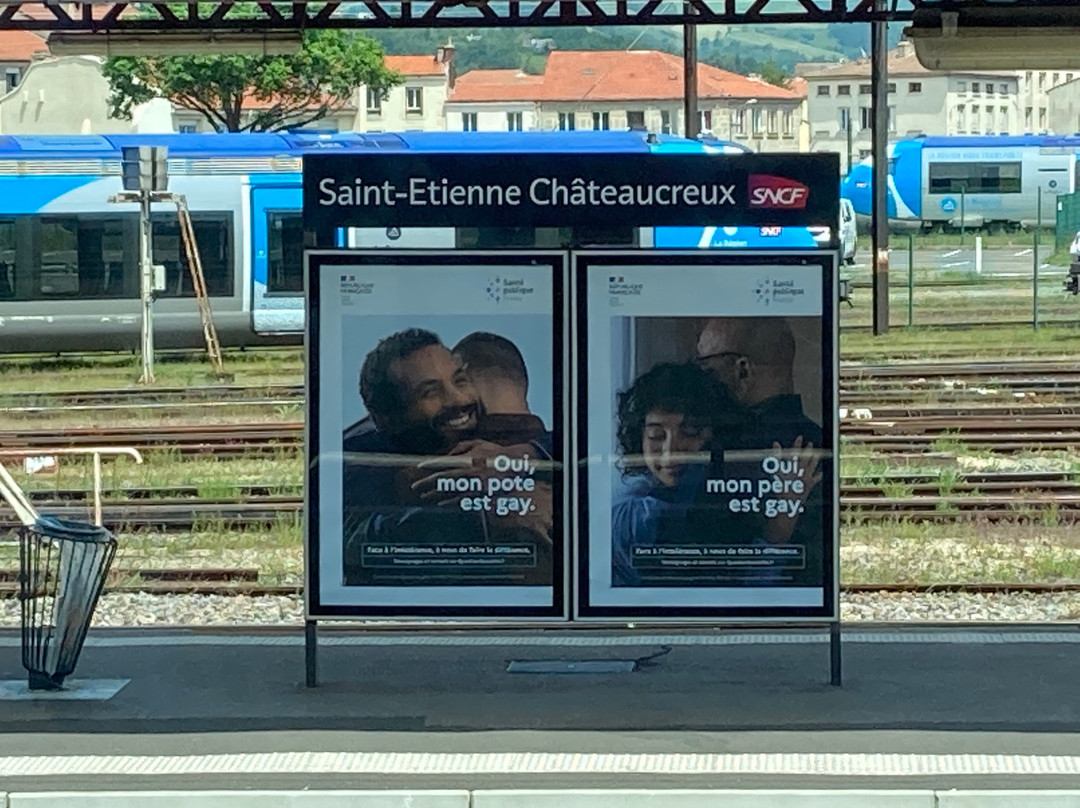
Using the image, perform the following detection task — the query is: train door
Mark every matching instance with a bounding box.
[250,183,303,333]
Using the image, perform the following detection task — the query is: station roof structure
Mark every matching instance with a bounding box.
[0,0,1066,33]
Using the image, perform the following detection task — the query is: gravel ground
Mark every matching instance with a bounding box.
[3,591,1080,627]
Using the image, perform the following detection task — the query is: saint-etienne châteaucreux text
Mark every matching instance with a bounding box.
[317,176,737,208]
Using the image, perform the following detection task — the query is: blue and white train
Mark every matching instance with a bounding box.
[0,131,822,354]
[842,135,1080,230]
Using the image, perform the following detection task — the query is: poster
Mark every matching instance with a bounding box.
[307,251,566,618]
[576,252,836,620]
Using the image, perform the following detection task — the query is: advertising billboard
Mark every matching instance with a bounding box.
[575,252,837,620]
[306,251,567,618]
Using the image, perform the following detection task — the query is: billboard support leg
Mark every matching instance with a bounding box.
[829,621,842,686]
[305,619,318,688]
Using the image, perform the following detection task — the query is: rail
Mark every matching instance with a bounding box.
[0,447,143,527]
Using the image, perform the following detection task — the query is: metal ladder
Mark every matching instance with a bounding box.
[172,195,225,376]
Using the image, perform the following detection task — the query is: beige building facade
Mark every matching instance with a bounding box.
[1018,70,1080,134]
[0,54,171,134]
[800,40,1019,171]
[1048,79,1080,137]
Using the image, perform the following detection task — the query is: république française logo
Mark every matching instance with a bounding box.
[748,175,810,209]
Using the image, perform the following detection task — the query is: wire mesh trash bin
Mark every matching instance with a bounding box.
[18,515,117,691]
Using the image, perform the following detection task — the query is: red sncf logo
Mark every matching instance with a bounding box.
[748,174,810,209]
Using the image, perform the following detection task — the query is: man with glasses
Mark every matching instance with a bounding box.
[694,316,825,586]
[695,317,821,449]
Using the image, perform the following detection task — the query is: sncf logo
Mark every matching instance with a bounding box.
[748,174,810,209]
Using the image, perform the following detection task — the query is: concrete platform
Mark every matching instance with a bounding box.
[2,626,1080,794]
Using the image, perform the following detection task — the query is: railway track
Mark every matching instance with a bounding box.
[2,360,1079,414]
[4,413,1080,455]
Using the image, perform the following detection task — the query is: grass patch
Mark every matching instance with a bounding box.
[842,520,1080,585]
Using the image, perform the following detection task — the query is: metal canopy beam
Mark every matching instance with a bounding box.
[0,0,952,31]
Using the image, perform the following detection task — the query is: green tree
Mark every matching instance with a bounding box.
[757,60,791,88]
[103,27,400,132]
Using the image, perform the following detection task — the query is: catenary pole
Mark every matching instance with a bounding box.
[138,189,154,384]
[683,4,698,139]
[870,4,890,335]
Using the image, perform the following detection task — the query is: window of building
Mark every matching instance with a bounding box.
[838,107,851,132]
[699,110,712,132]
[593,111,610,130]
[956,105,966,132]
[751,107,762,133]
[178,124,198,134]
[971,83,980,94]
[817,85,830,96]
[908,82,922,94]
[888,105,896,132]
[859,84,871,95]
[837,85,850,96]
[558,112,575,131]
[1038,73,1045,91]
[767,109,778,134]
[660,110,672,134]
[732,108,745,134]
[1040,107,1047,129]
[462,112,478,131]
[928,161,1022,194]
[366,87,382,114]
[627,110,646,130]
[999,106,1008,132]
[4,68,19,91]
[999,83,1009,95]
[266,212,304,294]
[860,106,872,130]
[507,111,523,131]
[783,109,793,135]
[958,80,967,92]
[1054,73,1062,86]
[887,82,896,93]
[1026,107,1033,129]
[406,87,423,113]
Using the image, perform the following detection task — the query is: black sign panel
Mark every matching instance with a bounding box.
[303,152,840,231]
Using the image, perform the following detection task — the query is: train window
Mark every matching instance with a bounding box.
[267,212,304,294]
[151,212,233,297]
[35,216,132,300]
[928,161,1022,194]
[0,220,14,299]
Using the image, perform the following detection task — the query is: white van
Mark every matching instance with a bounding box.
[840,198,857,265]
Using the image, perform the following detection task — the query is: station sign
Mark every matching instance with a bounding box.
[303,152,840,231]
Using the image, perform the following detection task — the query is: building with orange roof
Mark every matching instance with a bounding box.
[446,49,809,152]
[0,30,48,92]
